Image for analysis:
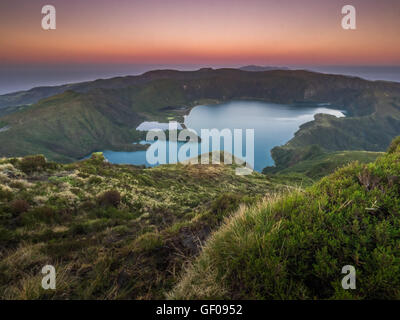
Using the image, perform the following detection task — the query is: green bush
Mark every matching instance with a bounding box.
[89,152,106,165]
[388,136,400,154]
[19,155,47,174]
[98,190,121,208]
[88,176,102,185]
[21,206,58,226]
[69,223,91,236]
[10,199,30,215]
[210,193,243,220]
[91,207,137,220]
[0,226,16,245]
[0,187,13,201]
[210,193,256,221]
[134,232,164,252]
[43,238,88,259]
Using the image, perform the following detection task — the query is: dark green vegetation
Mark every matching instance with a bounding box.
[271,112,400,171]
[0,90,150,162]
[0,68,399,163]
[170,138,400,300]
[264,147,383,184]
[0,153,283,299]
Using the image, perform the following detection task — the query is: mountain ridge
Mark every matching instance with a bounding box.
[239,65,290,72]
[1,67,399,109]
[0,68,399,166]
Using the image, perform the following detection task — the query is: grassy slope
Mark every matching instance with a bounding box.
[0,153,283,299]
[264,150,383,184]
[270,92,400,169]
[0,69,400,162]
[170,137,400,300]
[0,90,147,162]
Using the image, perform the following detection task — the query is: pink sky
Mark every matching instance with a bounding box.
[1,0,400,65]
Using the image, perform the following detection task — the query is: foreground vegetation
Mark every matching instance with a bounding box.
[0,137,398,300]
[0,153,282,299]
[171,137,400,299]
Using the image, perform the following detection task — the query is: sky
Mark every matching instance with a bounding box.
[1,0,400,66]
[0,0,399,94]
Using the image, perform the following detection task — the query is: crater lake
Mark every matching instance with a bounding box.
[100,100,345,172]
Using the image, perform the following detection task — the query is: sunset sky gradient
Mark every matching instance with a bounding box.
[1,0,400,66]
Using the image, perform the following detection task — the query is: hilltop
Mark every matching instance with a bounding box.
[170,137,400,300]
[239,65,290,72]
[0,152,282,299]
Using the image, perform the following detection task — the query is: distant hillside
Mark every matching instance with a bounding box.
[0,68,400,162]
[0,67,284,109]
[264,149,383,187]
[270,111,400,171]
[170,137,400,300]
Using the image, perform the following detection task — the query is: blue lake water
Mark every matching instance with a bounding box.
[101,100,345,172]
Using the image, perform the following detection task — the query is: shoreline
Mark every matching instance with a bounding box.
[90,100,346,171]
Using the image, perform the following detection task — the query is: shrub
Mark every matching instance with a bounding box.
[10,199,30,214]
[134,232,164,252]
[388,136,400,154]
[7,158,19,166]
[21,206,57,226]
[92,207,137,220]
[69,223,90,236]
[210,193,245,219]
[45,162,59,170]
[80,200,96,211]
[90,152,106,164]
[9,181,25,189]
[88,176,102,185]
[19,155,47,174]
[0,187,13,201]
[98,190,121,208]
[0,225,16,245]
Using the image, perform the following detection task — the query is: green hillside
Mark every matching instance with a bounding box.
[271,112,400,170]
[0,69,400,162]
[264,149,383,183]
[0,90,147,162]
[0,153,282,299]
[0,138,398,300]
[170,138,400,300]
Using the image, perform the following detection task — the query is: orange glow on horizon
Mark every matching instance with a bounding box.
[1,0,400,65]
